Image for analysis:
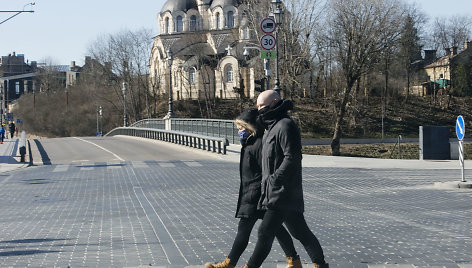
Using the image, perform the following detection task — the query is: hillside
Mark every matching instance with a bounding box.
[168,95,472,139]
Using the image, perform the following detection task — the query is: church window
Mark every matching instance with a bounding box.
[165,17,170,34]
[176,16,183,32]
[189,68,196,84]
[227,11,234,28]
[190,15,197,31]
[216,13,221,29]
[225,65,233,82]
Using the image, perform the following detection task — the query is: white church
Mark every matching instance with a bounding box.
[149,0,263,100]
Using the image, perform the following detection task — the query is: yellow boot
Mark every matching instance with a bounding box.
[205,257,235,268]
[286,256,303,268]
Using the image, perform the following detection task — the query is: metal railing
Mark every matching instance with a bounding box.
[130,118,239,144]
[105,127,228,154]
[130,119,165,129]
[171,118,238,144]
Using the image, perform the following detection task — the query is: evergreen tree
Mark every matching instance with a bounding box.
[400,15,423,102]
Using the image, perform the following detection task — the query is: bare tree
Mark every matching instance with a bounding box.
[431,16,472,55]
[88,28,154,124]
[326,0,405,155]
[280,0,325,98]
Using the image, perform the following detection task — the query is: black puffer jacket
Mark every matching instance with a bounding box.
[235,132,265,218]
[257,100,304,213]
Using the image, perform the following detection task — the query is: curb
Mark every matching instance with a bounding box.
[433,181,472,189]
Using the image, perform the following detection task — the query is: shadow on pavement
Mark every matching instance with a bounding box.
[0,238,68,244]
[0,250,61,256]
[33,139,51,165]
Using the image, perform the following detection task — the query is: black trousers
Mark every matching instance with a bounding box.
[247,209,326,268]
[227,216,298,266]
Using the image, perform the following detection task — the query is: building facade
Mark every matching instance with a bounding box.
[149,0,261,101]
[0,52,39,107]
[421,41,472,95]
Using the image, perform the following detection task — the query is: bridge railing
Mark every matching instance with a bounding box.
[130,119,165,129]
[130,118,239,144]
[105,127,228,154]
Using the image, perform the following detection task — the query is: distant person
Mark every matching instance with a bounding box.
[0,125,5,144]
[9,122,15,139]
[243,90,328,268]
[205,108,302,268]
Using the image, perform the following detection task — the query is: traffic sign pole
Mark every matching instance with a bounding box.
[456,115,466,182]
[460,140,465,182]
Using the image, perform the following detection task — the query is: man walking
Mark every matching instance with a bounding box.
[9,122,15,139]
[244,90,328,268]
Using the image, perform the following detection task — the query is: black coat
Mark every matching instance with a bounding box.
[258,100,304,213]
[235,133,264,218]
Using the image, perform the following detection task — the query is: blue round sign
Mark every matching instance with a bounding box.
[456,115,465,140]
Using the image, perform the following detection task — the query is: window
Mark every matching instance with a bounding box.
[227,11,234,28]
[176,16,183,32]
[242,28,249,39]
[189,68,196,84]
[216,13,221,29]
[165,17,170,34]
[225,65,233,82]
[15,81,20,95]
[189,15,197,31]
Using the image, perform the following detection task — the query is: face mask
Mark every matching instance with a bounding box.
[258,105,271,115]
[238,129,250,145]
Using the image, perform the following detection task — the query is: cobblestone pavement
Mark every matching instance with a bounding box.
[0,160,471,268]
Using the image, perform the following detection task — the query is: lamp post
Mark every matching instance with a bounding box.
[165,49,175,119]
[243,46,272,91]
[0,2,35,25]
[122,82,127,127]
[271,0,283,93]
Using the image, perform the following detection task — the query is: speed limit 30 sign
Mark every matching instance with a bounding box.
[260,34,276,50]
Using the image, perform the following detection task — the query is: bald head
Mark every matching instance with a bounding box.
[257,90,281,110]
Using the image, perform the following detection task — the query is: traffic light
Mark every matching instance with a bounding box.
[254,78,266,92]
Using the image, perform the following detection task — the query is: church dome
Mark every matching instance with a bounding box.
[161,0,198,13]
[210,0,239,9]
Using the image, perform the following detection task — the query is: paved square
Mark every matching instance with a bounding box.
[0,160,471,267]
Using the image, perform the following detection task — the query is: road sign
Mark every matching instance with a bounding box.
[260,34,276,50]
[456,115,465,140]
[7,113,13,121]
[16,118,22,124]
[261,18,276,33]
[260,50,276,59]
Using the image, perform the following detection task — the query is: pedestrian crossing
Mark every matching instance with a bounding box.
[52,160,204,172]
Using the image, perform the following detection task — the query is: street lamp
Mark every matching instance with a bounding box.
[270,0,284,93]
[0,2,35,25]
[164,49,175,119]
[122,82,127,127]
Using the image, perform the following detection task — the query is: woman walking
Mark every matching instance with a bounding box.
[205,108,302,268]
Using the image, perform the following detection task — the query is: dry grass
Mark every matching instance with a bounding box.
[303,142,472,159]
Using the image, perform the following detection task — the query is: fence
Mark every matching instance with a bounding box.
[105,127,228,154]
[130,118,239,144]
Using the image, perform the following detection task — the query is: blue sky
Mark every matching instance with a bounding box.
[1,0,471,66]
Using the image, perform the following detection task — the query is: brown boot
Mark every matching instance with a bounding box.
[205,257,235,268]
[314,263,329,268]
[286,256,303,268]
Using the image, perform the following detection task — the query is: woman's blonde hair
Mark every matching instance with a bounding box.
[234,119,257,136]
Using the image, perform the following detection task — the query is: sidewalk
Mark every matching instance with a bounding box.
[0,137,28,173]
[224,143,472,170]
